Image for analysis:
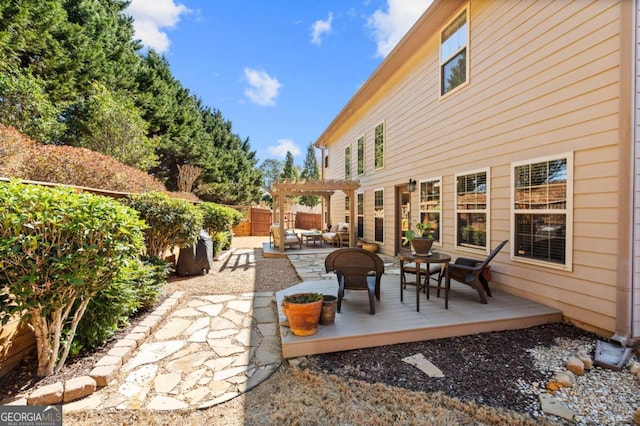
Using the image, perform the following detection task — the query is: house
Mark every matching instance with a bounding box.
[313,0,639,344]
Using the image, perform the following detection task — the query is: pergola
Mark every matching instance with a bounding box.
[270,178,361,253]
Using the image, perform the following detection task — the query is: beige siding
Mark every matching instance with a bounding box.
[321,0,625,335]
[634,0,640,339]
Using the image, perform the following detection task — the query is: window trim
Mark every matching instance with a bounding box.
[373,188,384,243]
[344,195,350,224]
[357,135,365,176]
[419,176,443,247]
[510,152,573,271]
[356,191,365,239]
[439,5,470,99]
[374,121,385,170]
[454,167,490,254]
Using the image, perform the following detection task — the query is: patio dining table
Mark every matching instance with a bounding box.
[398,252,451,311]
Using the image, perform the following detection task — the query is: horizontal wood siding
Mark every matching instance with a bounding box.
[634,0,640,340]
[322,0,624,335]
[0,315,34,377]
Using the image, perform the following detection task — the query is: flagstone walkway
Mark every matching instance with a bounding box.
[63,291,282,411]
[38,249,401,412]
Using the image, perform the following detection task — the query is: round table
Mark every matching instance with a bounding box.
[398,252,451,311]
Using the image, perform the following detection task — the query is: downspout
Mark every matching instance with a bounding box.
[612,0,635,346]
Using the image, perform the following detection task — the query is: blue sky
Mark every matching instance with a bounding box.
[125,0,433,166]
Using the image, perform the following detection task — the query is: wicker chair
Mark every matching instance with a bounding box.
[324,248,385,315]
[442,240,508,304]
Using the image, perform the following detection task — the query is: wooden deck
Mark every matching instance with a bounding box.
[276,276,562,358]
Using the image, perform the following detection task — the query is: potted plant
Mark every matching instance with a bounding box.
[402,220,434,256]
[281,292,323,336]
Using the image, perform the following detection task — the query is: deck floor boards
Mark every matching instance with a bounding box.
[276,276,562,358]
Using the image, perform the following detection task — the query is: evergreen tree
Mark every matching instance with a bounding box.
[0,68,65,142]
[280,151,298,180]
[259,159,283,190]
[299,143,320,208]
[63,82,158,171]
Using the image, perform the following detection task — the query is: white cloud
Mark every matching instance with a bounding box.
[243,68,282,106]
[310,12,334,46]
[268,139,301,158]
[367,0,432,58]
[126,0,190,52]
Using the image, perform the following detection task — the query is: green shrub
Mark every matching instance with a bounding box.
[198,202,243,235]
[198,202,242,253]
[0,180,146,376]
[71,255,168,355]
[122,191,203,258]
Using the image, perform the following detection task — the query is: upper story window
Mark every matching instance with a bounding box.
[512,154,573,270]
[374,122,384,169]
[440,7,468,96]
[357,136,365,175]
[420,178,442,245]
[344,146,351,179]
[455,169,488,251]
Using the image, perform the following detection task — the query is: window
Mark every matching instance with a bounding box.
[374,122,384,169]
[345,196,350,224]
[420,178,442,244]
[324,147,329,168]
[357,136,365,175]
[344,146,351,179]
[357,192,364,239]
[512,154,572,269]
[455,169,488,251]
[440,8,468,96]
[374,189,384,242]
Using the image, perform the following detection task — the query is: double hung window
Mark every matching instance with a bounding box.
[440,8,468,96]
[374,189,384,242]
[456,169,488,251]
[512,154,572,269]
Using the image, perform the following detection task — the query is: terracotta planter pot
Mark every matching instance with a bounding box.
[281,293,323,336]
[411,238,434,256]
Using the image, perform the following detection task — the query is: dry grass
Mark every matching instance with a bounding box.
[65,366,551,425]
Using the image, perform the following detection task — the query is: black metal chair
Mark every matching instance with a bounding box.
[442,240,508,304]
[324,248,385,315]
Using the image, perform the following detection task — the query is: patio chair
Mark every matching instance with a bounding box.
[441,240,508,304]
[322,222,350,247]
[270,225,302,250]
[324,248,385,315]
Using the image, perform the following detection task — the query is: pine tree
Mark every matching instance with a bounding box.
[299,143,320,208]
